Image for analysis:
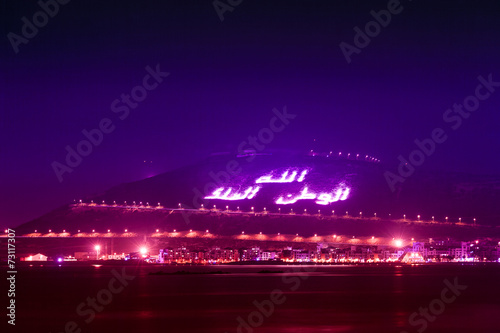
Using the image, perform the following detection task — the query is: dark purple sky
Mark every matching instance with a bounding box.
[1,0,500,228]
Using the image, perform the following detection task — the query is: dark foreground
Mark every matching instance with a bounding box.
[6,262,500,333]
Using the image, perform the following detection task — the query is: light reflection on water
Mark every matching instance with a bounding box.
[12,263,500,333]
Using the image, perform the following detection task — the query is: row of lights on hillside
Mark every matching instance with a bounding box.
[309,150,381,163]
[74,199,478,223]
[17,214,478,235]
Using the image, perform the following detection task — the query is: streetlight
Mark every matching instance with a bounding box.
[94,245,100,260]
[417,215,420,221]
[432,216,435,222]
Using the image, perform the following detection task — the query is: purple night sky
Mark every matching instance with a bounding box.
[1,0,500,228]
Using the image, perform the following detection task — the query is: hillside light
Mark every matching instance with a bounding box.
[260,232,262,235]
[264,207,266,211]
[34,230,37,233]
[102,200,105,204]
[178,203,181,208]
[92,229,95,233]
[359,212,362,217]
[374,213,377,217]
[304,209,307,213]
[445,217,449,221]
[213,205,216,209]
[146,202,149,206]
[189,229,192,233]
[395,239,403,247]
[173,229,176,232]
[124,201,127,204]
[139,202,142,205]
[432,216,435,221]
[372,236,375,239]
[459,217,462,222]
[77,230,80,233]
[156,229,159,233]
[107,229,110,233]
[417,215,420,221]
[63,230,66,233]
[49,229,52,233]
[251,206,254,211]
[403,214,406,220]
[242,231,245,234]
[314,234,317,237]
[278,233,280,236]
[206,230,209,233]
[125,229,128,232]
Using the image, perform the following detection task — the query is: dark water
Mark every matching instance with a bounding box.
[7,263,500,333]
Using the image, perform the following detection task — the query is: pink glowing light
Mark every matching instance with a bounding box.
[276,186,350,205]
[255,169,308,184]
[204,186,261,201]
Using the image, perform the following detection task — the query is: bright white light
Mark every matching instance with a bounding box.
[139,247,147,255]
[94,245,100,251]
[395,240,403,248]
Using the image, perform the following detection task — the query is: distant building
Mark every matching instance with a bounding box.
[24,253,47,261]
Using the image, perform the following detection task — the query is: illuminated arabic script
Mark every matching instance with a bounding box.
[204,186,261,201]
[256,169,308,184]
[275,187,350,205]
[203,167,351,205]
